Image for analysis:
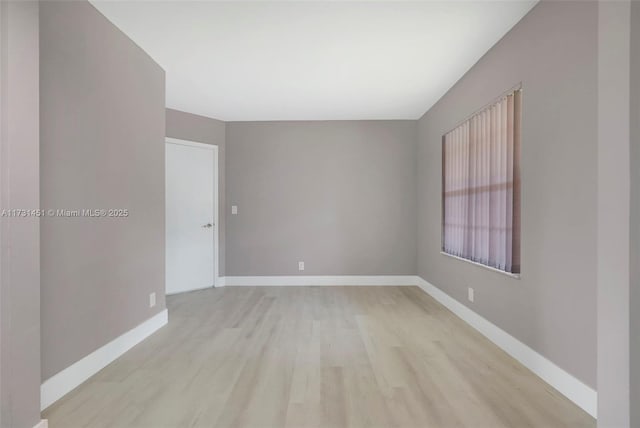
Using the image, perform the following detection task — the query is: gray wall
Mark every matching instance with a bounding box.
[416,0,597,388]
[631,2,640,425]
[166,108,226,277]
[226,121,417,276]
[0,2,41,427]
[40,1,166,381]
[597,1,631,425]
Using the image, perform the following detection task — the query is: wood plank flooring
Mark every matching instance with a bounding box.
[43,286,595,428]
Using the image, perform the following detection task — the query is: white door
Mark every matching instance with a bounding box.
[165,139,217,295]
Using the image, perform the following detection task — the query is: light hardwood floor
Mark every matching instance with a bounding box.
[44,286,595,428]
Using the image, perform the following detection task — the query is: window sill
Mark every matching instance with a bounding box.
[440,251,521,280]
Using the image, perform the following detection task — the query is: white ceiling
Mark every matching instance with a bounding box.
[90,1,537,121]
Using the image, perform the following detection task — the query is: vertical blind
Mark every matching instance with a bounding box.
[442,89,521,274]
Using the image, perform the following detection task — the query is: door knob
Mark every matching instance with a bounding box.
[202,223,213,228]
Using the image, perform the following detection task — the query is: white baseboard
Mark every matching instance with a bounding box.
[414,276,597,418]
[40,309,168,410]
[223,275,417,286]
[33,420,48,428]
[215,276,226,287]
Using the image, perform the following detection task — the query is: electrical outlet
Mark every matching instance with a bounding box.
[468,287,474,303]
[149,292,156,308]
[298,261,305,271]
[231,205,238,215]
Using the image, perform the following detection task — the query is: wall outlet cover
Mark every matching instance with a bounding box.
[298,261,305,271]
[231,205,238,215]
[149,292,156,308]
[468,287,474,302]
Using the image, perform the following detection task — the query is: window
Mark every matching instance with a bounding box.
[442,88,521,275]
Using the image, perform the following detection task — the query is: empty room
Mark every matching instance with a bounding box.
[1,0,638,427]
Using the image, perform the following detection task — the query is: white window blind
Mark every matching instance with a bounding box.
[442,89,521,274]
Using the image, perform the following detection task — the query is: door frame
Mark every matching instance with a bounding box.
[165,137,219,288]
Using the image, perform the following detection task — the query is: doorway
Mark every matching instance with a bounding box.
[165,138,218,294]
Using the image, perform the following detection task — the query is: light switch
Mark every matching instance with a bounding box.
[231,205,238,215]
